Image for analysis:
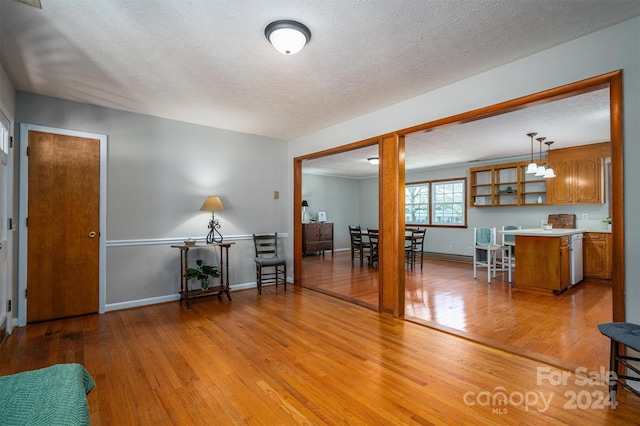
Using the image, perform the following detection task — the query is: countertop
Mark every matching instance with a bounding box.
[499,228,586,237]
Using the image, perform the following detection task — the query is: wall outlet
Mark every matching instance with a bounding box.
[468,247,473,253]
[448,245,453,252]
[582,214,588,220]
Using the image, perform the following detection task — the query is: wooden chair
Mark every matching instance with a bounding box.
[348,225,370,266]
[597,322,640,407]
[405,228,426,271]
[366,228,379,267]
[473,227,507,283]
[253,233,286,295]
[498,225,520,282]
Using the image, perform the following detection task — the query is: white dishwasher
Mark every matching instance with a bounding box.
[570,233,584,285]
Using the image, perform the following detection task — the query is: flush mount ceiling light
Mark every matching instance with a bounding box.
[265,20,311,55]
[368,157,379,165]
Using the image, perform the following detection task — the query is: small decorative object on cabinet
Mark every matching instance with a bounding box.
[302,222,334,256]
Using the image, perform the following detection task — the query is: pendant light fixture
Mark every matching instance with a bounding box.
[367,157,379,165]
[543,141,556,178]
[525,132,538,174]
[265,20,311,55]
[534,137,546,176]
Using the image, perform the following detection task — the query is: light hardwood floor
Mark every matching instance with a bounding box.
[1,287,639,424]
[302,251,612,371]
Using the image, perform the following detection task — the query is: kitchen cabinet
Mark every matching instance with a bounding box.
[469,160,547,207]
[584,232,612,280]
[519,163,547,205]
[469,166,493,206]
[302,223,334,256]
[515,234,571,293]
[546,142,609,204]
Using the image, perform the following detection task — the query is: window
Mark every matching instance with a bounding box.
[405,178,466,227]
[405,184,429,224]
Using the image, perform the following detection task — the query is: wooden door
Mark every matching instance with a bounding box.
[27,131,100,323]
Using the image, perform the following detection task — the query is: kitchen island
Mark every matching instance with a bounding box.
[500,228,585,293]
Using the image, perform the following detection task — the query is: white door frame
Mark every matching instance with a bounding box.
[0,105,13,333]
[18,124,107,326]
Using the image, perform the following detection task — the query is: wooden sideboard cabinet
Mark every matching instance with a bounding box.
[584,232,612,280]
[302,223,334,256]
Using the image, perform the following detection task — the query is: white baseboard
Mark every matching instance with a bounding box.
[106,294,181,311]
[104,280,292,312]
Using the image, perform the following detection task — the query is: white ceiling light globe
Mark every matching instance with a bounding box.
[265,20,311,55]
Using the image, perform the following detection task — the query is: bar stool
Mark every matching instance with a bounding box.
[597,322,640,406]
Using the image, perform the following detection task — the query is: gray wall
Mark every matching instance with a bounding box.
[15,92,288,308]
[0,64,15,120]
[288,18,640,323]
[302,173,377,249]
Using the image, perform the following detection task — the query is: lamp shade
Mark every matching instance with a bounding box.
[302,200,309,207]
[525,162,538,174]
[265,20,311,55]
[200,196,225,211]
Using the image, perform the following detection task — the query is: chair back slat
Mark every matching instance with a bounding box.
[254,233,279,258]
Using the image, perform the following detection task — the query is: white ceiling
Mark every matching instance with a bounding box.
[0,0,637,176]
[303,88,611,177]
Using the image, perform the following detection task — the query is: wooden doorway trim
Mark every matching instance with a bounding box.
[395,70,624,321]
[18,124,107,326]
[293,70,624,323]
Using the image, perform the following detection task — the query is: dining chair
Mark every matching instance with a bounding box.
[499,225,520,282]
[348,225,370,266]
[253,233,287,295]
[473,227,507,283]
[405,228,426,271]
[366,228,379,267]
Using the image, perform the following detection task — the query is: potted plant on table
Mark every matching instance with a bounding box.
[603,217,612,232]
[186,259,220,290]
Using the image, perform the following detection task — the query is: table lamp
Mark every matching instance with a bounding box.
[200,196,225,243]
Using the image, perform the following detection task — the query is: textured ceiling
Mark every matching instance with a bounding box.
[303,88,610,178]
[1,0,638,144]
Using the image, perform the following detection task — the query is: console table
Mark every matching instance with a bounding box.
[171,242,234,308]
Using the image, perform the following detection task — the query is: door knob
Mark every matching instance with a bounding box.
[89,231,97,238]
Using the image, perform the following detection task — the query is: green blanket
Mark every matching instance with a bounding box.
[0,363,95,426]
